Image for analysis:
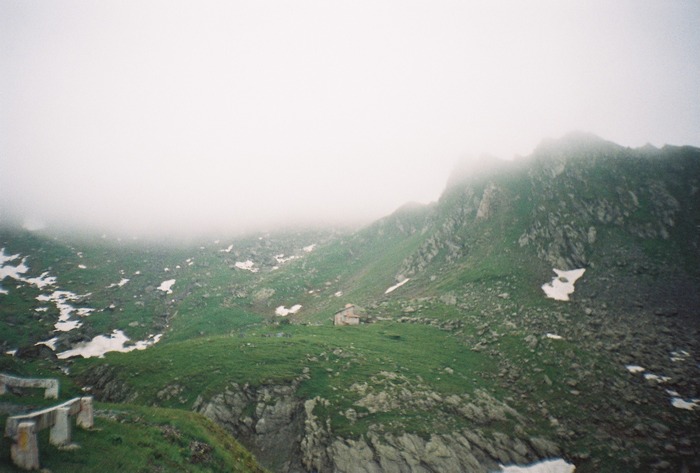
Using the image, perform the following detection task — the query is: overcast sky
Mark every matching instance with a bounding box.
[1,1,699,238]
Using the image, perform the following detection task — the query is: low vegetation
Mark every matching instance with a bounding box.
[1,135,699,472]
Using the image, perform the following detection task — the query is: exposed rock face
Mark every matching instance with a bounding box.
[517,172,685,269]
[193,379,561,473]
[329,431,559,473]
[299,397,333,471]
[79,364,137,403]
[396,137,700,281]
[476,183,500,220]
[516,138,698,270]
[193,381,306,472]
[15,344,58,361]
[395,186,479,278]
[253,287,276,302]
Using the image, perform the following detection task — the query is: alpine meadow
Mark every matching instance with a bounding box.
[2,1,700,472]
[1,134,699,472]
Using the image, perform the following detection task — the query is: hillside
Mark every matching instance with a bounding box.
[0,397,266,473]
[1,133,699,472]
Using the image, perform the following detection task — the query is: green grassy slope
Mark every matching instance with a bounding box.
[0,404,266,473]
[70,322,497,435]
[2,135,699,472]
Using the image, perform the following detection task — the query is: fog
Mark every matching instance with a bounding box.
[2,1,699,238]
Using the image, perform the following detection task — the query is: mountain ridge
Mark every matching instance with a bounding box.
[1,133,699,472]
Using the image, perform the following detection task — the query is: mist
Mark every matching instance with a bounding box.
[2,1,699,239]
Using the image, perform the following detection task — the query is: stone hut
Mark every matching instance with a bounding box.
[334,304,360,326]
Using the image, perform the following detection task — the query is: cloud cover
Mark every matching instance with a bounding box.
[1,0,699,237]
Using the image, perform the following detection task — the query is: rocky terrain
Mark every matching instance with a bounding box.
[3,133,699,472]
[190,376,563,472]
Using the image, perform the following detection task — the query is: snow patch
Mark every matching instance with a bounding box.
[23,272,58,289]
[644,373,671,383]
[0,249,21,266]
[56,320,82,332]
[0,257,27,281]
[235,260,259,272]
[158,279,176,294]
[36,337,58,351]
[541,268,585,301]
[545,333,564,340]
[0,286,7,295]
[1,249,57,290]
[221,244,233,253]
[385,278,410,294]
[335,291,343,297]
[57,330,162,359]
[37,290,94,332]
[107,278,130,288]
[499,458,575,473]
[275,254,299,264]
[78,264,87,269]
[670,397,700,410]
[275,304,302,316]
[632,371,695,409]
[671,350,690,362]
[303,244,316,253]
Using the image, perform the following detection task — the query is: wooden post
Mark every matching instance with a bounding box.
[11,421,40,470]
[77,396,94,429]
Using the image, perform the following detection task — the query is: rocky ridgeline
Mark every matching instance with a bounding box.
[519,151,688,270]
[395,186,481,279]
[390,135,699,282]
[37,135,700,472]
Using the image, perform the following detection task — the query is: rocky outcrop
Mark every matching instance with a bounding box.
[193,375,561,473]
[476,183,500,220]
[299,397,333,471]
[398,138,700,279]
[329,431,559,473]
[193,381,306,472]
[79,364,138,403]
[395,186,480,278]
[516,178,685,270]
